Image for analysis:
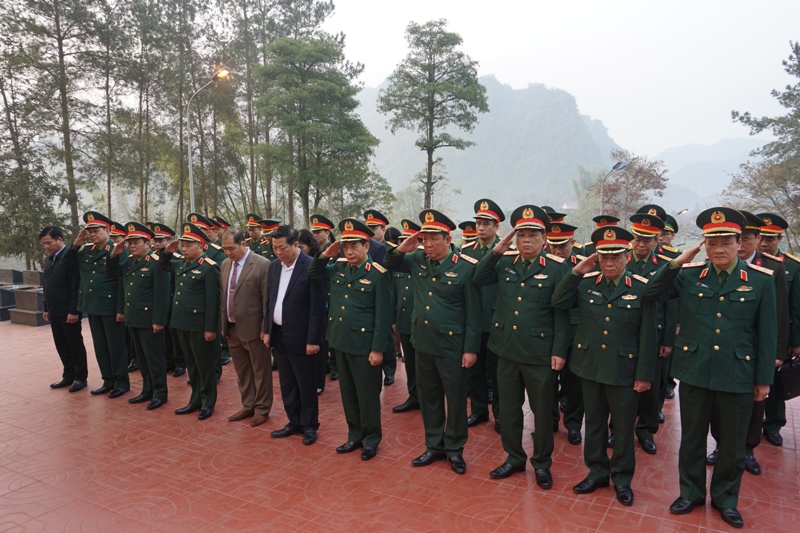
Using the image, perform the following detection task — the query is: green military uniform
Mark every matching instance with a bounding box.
[385,210,481,460]
[309,218,393,451]
[473,205,569,476]
[159,223,221,411]
[258,219,281,261]
[62,212,129,393]
[107,222,170,404]
[364,210,395,384]
[646,207,776,518]
[153,224,185,375]
[552,226,657,491]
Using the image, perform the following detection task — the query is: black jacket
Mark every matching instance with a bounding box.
[42,246,81,317]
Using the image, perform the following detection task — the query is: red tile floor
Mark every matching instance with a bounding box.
[1,319,799,532]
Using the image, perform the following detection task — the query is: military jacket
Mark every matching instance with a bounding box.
[259,238,276,261]
[645,258,777,393]
[62,240,126,316]
[246,237,266,255]
[754,251,789,358]
[473,250,569,365]
[627,251,678,346]
[552,269,657,386]
[107,252,170,329]
[657,244,680,259]
[385,248,481,356]
[203,241,226,264]
[781,252,800,346]
[159,252,220,333]
[309,255,393,356]
[461,238,500,332]
[393,271,415,335]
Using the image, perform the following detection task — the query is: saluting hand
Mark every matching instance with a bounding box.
[396,233,420,254]
[73,229,88,247]
[673,240,704,266]
[111,240,126,257]
[572,253,598,275]
[165,240,180,254]
[323,241,341,258]
[493,229,517,255]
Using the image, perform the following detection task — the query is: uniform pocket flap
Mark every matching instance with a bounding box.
[688,286,713,298]
[351,324,374,332]
[439,325,463,335]
[493,320,505,329]
[530,328,553,337]
[734,347,755,361]
[729,292,756,303]
[574,339,590,350]
[677,340,698,352]
[618,347,638,359]
[617,299,641,309]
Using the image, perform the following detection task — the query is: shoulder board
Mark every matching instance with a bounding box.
[336,257,348,263]
[149,253,160,261]
[583,271,601,278]
[681,262,706,269]
[459,254,478,264]
[503,250,520,256]
[385,241,397,248]
[584,242,593,247]
[416,245,425,250]
[546,253,565,264]
[208,242,221,250]
[260,237,268,244]
[657,254,673,263]
[461,241,477,249]
[632,274,649,284]
[573,242,583,249]
[203,257,217,266]
[784,252,800,264]
[574,254,587,262]
[762,252,782,262]
[371,262,387,273]
[172,252,183,259]
[747,263,773,276]
[662,245,679,252]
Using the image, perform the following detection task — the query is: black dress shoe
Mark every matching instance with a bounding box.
[573,478,609,494]
[615,485,634,506]
[330,370,339,381]
[489,463,525,479]
[449,455,467,474]
[271,425,302,438]
[763,428,783,447]
[128,393,152,404]
[90,386,113,395]
[411,451,446,467]
[173,367,185,377]
[175,403,200,415]
[494,420,501,434]
[711,500,744,528]
[68,380,87,393]
[467,413,489,427]
[392,400,420,413]
[665,387,675,399]
[568,429,582,445]
[744,455,761,475]
[658,411,665,424]
[383,375,395,386]
[302,429,317,445]
[535,469,553,489]
[361,447,377,461]
[706,449,718,466]
[638,436,657,455]
[127,361,139,372]
[221,355,231,365]
[607,435,615,448]
[146,398,166,410]
[198,406,214,420]
[108,388,130,399]
[50,378,72,389]
[336,441,362,454]
[669,496,704,515]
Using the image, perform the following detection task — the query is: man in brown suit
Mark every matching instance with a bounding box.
[220,229,273,427]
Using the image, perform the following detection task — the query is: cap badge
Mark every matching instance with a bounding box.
[648,208,657,216]
[604,229,616,241]
[641,218,651,226]
[763,217,772,225]
[87,213,95,221]
[465,224,473,231]
[480,201,489,211]
[312,217,318,224]
[344,221,354,231]
[190,214,197,222]
[425,212,434,223]
[154,225,160,231]
[367,213,374,220]
[402,221,409,230]
[551,225,561,234]
[184,225,191,233]
[599,218,607,224]
[523,208,534,219]
[711,211,725,223]
[128,224,135,232]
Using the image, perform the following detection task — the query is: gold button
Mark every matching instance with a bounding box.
[719,296,724,301]
[90,280,94,283]
[403,297,407,301]
[129,282,132,286]
[628,354,634,359]
[126,303,130,306]
[495,322,499,327]
[347,283,351,288]
[344,294,349,299]
[175,301,178,305]
[424,320,428,325]
[448,331,453,336]
[513,325,517,330]
[589,299,594,304]
[144,307,148,311]
[746,355,751,361]
[425,306,430,311]
[92,270,96,274]
[538,283,542,288]
[715,329,720,334]
[193,310,197,314]
[698,292,703,297]
[514,311,519,316]
[714,345,719,350]
[683,346,688,351]
[601,344,607,349]
[341,306,345,310]
[339,317,343,321]
[361,328,365,332]
[89,288,93,292]
[180,282,184,286]
[448,281,452,285]
[603,330,608,335]
[428,292,432,296]
[716,312,722,318]
[127,292,131,296]
[577,343,582,349]
[605,317,610,322]
[432,278,436,282]
[517,296,522,301]
[540,333,545,338]
[405,286,409,290]
[740,297,745,302]
[607,304,612,309]
[177,292,181,295]
[520,282,525,287]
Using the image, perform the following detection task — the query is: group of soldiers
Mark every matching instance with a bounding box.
[41,199,797,530]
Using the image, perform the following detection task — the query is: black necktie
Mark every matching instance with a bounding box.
[719,270,729,287]
[522,259,531,272]
[432,260,440,268]
[607,279,615,290]
[481,246,488,257]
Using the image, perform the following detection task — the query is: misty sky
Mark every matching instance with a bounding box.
[323,0,800,157]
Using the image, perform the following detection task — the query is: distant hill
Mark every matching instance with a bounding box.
[357,75,621,221]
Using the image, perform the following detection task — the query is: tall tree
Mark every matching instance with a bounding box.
[377,19,488,208]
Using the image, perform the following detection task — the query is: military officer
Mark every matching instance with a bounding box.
[580,215,621,256]
[647,207,776,529]
[364,209,389,244]
[392,220,422,413]
[187,213,226,264]
[473,205,569,490]
[159,223,221,420]
[110,222,138,372]
[309,218,392,460]
[62,212,130,398]
[258,218,281,260]
[310,214,338,382]
[460,198,505,431]
[245,213,265,253]
[385,209,481,475]
[757,212,800,446]
[552,226,657,507]
[458,221,478,244]
[107,222,169,410]
[659,214,681,258]
[546,221,586,445]
[109,222,126,245]
[363,210,394,384]
[153,224,185,377]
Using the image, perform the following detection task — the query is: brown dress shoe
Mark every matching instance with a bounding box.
[250,414,269,427]
[228,409,255,422]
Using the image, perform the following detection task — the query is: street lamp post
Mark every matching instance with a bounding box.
[187,66,231,213]
[600,161,630,213]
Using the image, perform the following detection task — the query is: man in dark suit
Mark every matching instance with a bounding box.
[40,226,88,392]
[220,229,272,428]
[263,225,326,445]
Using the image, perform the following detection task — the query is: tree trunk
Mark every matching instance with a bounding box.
[54,5,79,228]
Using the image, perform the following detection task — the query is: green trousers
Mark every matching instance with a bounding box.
[417,351,469,457]
[175,329,217,407]
[498,358,556,469]
[581,378,639,486]
[335,350,383,448]
[88,314,129,390]
[129,326,168,400]
[469,332,500,421]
